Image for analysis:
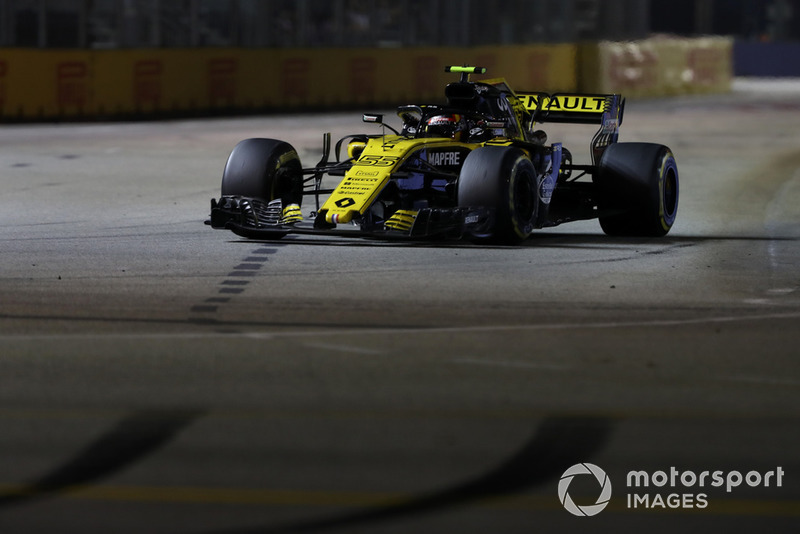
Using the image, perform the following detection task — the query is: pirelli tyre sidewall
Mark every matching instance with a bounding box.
[595,142,679,237]
[221,138,303,205]
[458,146,538,244]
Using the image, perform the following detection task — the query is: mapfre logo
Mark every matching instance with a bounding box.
[558,463,612,516]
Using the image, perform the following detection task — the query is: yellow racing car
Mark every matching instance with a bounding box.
[208,66,678,243]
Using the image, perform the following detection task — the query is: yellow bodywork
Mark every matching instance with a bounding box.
[321,136,482,224]
[319,83,617,226]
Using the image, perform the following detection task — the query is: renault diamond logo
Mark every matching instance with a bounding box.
[334,197,356,208]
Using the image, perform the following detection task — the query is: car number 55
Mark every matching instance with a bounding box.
[356,155,399,166]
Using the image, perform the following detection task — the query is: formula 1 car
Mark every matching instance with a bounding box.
[207,66,678,243]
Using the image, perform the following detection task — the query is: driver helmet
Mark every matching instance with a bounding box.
[426,114,465,141]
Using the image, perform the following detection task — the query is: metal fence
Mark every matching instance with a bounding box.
[0,0,651,48]
[0,0,795,49]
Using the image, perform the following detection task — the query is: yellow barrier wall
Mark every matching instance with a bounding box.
[0,38,731,121]
[0,45,576,120]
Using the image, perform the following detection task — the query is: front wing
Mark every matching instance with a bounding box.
[206,196,494,241]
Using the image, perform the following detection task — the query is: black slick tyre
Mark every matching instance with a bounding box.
[594,142,679,237]
[458,146,538,244]
[221,138,303,205]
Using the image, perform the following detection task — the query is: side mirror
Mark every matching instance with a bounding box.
[362,113,400,135]
[363,113,384,124]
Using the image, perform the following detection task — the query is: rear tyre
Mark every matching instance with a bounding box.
[458,146,538,244]
[595,142,678,237]
[221,138,303,206]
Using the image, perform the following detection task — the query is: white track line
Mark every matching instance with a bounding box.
[452,358,570,370]
[2,310,800,342]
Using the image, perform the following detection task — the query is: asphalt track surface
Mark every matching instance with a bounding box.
[1,80,799,533]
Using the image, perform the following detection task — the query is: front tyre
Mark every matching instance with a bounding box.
[458,146,538,244]
[595,142,679,237]
[221,138,303,206]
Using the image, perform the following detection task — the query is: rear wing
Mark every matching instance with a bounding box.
[516,92,625,165]
[517,92,625,127]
